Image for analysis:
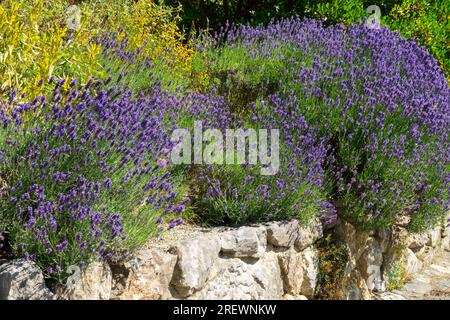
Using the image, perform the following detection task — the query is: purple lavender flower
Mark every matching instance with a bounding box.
[55,240,68,252]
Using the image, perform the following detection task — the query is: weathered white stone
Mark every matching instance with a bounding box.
[427,226,441,248]
[118,248,177,300]
[415,247,434,267]
[396,215,411,228]
[300,247,318,298]
[220,226,266,258]
[335,220,370,263]
[406,232,428,251]
[294,218,323,250]
[395,215,411,228]
[0,259,55,300]
[404,248,423,277]
[266,220,299,248]
[170,235,221,297]
[390,221,409,247]
[442,224,450,251]
[251,252,284,299]
[441,237,449,251]
[375,279,386,292]
[59,261,112,300]
[377,228,391,253]
[195,252,283,300]
[357,238,384,291]
[194,260,255,300]
[277,248,304,295]
[342,269,371,300]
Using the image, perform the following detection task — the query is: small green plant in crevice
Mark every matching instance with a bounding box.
[315,232,350,299]
[384,246,409,290]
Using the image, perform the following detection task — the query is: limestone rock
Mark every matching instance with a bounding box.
[300,247,318,298]
[395,215,411,228]
[194,260,255,299]
[404,248,423,277]
[374,279,386,292]
[441,236,449,251]
[388,250,450,300]
[442,225,450,251]
[118,248,177,300]
[390,223,409,247]
[220,226,266,258]
[251,252,284,299]
[406,232,428,251]
[266,220,299,248]
[357,238,385,291]
[342,269,371,300]
[0,259,55,300]
[170,235,221,297]
[335,220,370,263]
[277,248,304,295]
[376,228,391,254]
[294,218,323,250]
[195,253,283,300]
[415,247,434,267]
[427,226,441,248]
[59,261,112,300]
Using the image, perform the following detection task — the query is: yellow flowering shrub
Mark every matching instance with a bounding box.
[0,0,194,99]
[74,0,193,77]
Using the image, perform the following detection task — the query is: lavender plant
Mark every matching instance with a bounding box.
[199,17,449,231]
[0,77,187,282]
[94,32,192,93]
[181,85,332,226]
[193,97,332,226]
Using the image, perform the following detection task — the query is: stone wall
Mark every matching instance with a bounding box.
[113,218,323,300]
[0,213,448,300]
[109,214,449,301]
[335,214,450,299]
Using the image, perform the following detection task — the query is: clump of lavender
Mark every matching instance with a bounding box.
[0,77,186,282]
[202,17,449,231]
[185,90,331,225]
